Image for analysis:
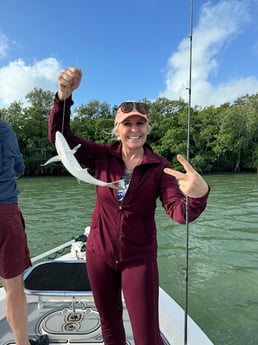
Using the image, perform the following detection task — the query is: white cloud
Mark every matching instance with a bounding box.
[159,0,258,107]
[0,58,62,107]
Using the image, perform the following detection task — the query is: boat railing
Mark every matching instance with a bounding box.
[31,239,75,264]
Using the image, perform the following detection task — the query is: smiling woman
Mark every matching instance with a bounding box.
[113,104,149,168]
[46,66,209,345]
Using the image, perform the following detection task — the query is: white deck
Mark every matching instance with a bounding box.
[0,235,214,345]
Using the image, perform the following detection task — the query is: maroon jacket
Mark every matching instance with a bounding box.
[48,95,209,266]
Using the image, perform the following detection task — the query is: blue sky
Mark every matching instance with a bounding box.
[0,0,258,108]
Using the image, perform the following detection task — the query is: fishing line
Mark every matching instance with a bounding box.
[184,0,193,344]
[61,89,67,134]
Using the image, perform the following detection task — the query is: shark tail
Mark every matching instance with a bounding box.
[109,179,124,190]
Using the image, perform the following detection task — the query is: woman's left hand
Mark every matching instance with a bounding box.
[164,154,209,198]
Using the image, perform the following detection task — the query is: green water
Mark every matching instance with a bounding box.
[16,174,258,345]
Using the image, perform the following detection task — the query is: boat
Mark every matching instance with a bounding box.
[0,227,214,345]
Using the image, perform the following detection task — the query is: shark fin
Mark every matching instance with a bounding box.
[71,144,81,154]
[41,155,61,166]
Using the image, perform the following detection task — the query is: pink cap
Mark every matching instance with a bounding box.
[115,102,148,125]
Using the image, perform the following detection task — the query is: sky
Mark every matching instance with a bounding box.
[0,0,258,109]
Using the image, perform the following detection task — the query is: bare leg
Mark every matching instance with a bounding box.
[2,274,30,345]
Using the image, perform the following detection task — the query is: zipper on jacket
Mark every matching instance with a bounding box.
[113,199,125,264]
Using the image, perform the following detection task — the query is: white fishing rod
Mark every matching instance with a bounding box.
[184,0,193,344]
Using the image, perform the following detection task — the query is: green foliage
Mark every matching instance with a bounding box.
[2,88,55,175]
[1,88,258,174]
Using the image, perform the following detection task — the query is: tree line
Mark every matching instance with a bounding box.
[1,88,258,175]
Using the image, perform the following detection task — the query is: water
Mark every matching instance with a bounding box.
[15,174,258,345]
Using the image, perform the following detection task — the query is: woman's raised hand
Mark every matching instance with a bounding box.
[164,154,209,198]
[57,67,82,101]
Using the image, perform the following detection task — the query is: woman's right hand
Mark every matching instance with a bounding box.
[57,67,82,100]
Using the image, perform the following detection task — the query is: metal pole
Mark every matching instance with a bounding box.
[184,0,193,344]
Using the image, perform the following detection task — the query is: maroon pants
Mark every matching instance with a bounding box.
[86,250,164,345]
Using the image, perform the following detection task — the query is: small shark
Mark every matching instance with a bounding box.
[42,131,121,189]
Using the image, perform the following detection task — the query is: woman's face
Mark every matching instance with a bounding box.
[115,115,148,151]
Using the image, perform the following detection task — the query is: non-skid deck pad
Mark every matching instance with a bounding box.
[24,261,91,292]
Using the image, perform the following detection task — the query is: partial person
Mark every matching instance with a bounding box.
[48,67,209,345]
[0,116,49,345]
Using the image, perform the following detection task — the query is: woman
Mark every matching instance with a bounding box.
[48,67,209,345]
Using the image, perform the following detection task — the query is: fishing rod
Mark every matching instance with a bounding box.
[184,0,193,344]
[61,89,67,134]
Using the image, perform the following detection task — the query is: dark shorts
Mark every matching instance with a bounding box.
[0,204,32,279]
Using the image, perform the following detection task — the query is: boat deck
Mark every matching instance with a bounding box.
[0,294,170,345]
[0,239,214,345]
[0,259,170,345]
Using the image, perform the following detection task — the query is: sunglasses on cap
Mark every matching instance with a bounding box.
[118,102,149,115]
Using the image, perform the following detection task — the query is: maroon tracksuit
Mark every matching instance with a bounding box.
[49,95,209,345]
